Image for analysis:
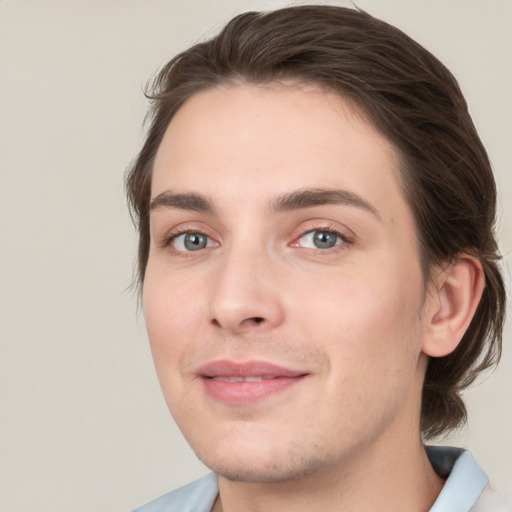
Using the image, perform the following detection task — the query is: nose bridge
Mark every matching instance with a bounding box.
[208,234,284,332]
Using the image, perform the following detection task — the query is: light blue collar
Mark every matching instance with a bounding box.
[427,446,488,511]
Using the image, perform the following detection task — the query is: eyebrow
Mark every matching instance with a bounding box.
[271,188,380,219]
[150,191,214,213]
[149,187,380,219]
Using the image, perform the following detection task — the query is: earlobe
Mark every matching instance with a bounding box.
[422,255,485,358]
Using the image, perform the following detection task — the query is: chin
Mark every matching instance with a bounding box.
[194,441,327,484]
[205,460,320,484]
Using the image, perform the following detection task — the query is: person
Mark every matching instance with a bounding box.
[126,5,508,511]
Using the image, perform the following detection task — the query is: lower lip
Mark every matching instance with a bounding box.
[202,376,304,405]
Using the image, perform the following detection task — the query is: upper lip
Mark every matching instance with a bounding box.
[197,360,307,378]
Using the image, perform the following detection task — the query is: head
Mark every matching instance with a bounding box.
[126,5,505,451]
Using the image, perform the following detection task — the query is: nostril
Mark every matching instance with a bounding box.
[210,316,266,329]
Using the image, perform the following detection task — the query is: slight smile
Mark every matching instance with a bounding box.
[198,360,308,405]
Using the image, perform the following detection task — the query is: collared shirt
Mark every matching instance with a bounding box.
[132,446,511,512]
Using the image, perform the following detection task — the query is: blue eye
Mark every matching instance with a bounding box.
[298,230,343,249]
[172,232,215,252]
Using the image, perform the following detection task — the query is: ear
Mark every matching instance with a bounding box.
[422,255,485,358]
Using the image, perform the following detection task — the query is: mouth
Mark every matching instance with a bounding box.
[197,360,308,405]
[212,375,279,382]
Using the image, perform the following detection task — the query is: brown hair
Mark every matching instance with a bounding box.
[126,5,506,439]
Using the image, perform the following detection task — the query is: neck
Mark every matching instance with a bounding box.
[213,432,444,512]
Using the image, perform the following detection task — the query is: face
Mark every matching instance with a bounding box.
[144,84,432,483]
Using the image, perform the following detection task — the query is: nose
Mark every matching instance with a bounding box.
[208,245,285,334]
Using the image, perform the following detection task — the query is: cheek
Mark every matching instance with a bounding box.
[142,272,208,425]
[295,257,425,385]
[143,270,202,375]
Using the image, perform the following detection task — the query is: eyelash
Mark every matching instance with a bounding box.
[161,228,216,250]
[291,226,353,253]
[160,225,353,255]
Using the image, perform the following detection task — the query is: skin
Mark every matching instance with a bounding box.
[143,83,482,511]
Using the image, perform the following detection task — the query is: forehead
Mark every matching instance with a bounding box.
[152,83,408,221]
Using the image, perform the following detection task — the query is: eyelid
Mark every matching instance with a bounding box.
[289,221,355,251]
[158,223,220,251]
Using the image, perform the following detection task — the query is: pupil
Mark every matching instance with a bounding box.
[314,231,337,249]
[184,233,207,251]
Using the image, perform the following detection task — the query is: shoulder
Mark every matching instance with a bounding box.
[131,473,218,512]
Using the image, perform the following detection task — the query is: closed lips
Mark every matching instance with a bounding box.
[198,360,308,404]
[197,360,306,379]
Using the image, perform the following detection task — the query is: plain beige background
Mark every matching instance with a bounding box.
[1,1,511,511]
